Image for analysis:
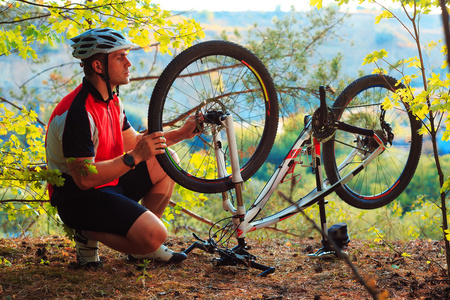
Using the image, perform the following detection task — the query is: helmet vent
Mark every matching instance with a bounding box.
[82,37,97,42]
[80,43,95,49]
[111,32,124,39]
[97,44,114,49]
[100,35,118,43]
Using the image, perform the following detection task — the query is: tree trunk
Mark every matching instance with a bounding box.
[430,131,450,277]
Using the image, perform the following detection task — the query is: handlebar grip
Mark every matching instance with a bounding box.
[249,261,276,276]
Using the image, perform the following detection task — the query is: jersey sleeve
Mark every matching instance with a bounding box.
[122,112,131,131]
[118,97,131,131]
[62,88,96,158]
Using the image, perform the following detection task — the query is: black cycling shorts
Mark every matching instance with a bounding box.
[51,162,153,236]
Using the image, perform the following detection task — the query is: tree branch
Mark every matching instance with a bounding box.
[19,62,79,89]
[0,199,47,204]
[0,96,46,126]
[0,13,51,25]
[169,199,301,237]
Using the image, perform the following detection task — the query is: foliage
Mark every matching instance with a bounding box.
[0,0,204,59]
[0,103,62,236]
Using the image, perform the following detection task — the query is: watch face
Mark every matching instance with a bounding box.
[125,154,135,166]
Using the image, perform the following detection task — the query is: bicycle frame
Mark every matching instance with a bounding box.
[183,86,389,276]
[216,111,386,240]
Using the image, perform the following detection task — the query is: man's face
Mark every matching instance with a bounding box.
[108,49,132,86]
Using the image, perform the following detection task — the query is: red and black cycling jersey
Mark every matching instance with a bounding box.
[45,77,131,196]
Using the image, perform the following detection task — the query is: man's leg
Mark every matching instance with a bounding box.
[76,209,168,267]
[141,152,178,218]
[82,151,185,264]
[127,151,186,263]
[84,210,167,255]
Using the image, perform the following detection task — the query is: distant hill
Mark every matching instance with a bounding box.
[182,8,445,79]
[1,8,447,134]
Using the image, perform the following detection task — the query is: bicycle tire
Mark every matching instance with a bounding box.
[148,40,279,193]
[322,74,423,209]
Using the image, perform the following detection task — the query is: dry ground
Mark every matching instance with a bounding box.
[0,235,449,299]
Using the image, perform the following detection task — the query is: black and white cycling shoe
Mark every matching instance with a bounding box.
[128,245,187,263]
[74,230,103,268]
[307,246,348,259]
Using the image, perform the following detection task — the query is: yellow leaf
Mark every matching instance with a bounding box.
[310,0,322,9]
[375,11,393,24]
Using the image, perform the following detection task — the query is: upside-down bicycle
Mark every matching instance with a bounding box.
[147,40,423,276]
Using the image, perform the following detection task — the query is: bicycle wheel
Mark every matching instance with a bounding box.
[322,74,422,209]
[148,40,279,193]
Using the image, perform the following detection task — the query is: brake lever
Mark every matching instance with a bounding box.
[184,233,215,254]
[193,113,204,133]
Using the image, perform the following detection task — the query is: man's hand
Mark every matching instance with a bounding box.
[150,114,203,148]
[178,114,203,140]
[131,131,167,164]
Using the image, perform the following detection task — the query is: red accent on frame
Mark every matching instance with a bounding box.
[313,138,321,156]
[286,148,301,160]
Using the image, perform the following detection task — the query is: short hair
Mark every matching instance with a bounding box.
[81,53,107,77]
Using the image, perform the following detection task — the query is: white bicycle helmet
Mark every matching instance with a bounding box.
[70,28,136,100]
[70,27,136,59]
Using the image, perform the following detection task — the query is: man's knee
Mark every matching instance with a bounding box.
[147,152,177,185]
[128,212,168,254]
[144,224,167,250]
[138,226,167,255]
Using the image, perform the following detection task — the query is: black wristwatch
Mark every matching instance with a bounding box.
[123,153,136,169]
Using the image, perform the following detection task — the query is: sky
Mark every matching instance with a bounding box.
[158,0,306,12]
[158,1,443,15]
[157,0,403,12]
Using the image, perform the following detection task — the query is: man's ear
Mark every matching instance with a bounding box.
[92,60,104,74]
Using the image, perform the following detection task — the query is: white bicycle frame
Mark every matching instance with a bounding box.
[215,113,386,239]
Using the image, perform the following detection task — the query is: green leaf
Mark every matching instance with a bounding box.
[363,49,388,65]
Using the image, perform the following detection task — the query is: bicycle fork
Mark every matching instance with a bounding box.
[184,112,275,276]
[212,114,245,231]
